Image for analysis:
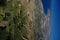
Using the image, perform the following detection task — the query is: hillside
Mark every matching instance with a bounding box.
[0,0,50,40]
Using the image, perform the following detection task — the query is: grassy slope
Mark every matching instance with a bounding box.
[0,0,27,40]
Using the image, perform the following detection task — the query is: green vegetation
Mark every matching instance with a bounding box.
[0,0,27,40]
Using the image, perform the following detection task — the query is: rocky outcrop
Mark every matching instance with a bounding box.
[32,0,51,40]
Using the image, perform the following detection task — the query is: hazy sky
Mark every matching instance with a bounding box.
[41,0,51,14]
[42,0,60,40]
[50,0,60,40]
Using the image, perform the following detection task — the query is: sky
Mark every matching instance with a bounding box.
[42,0,60,40]
[50,0,60,40]
[41,0,51,14]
